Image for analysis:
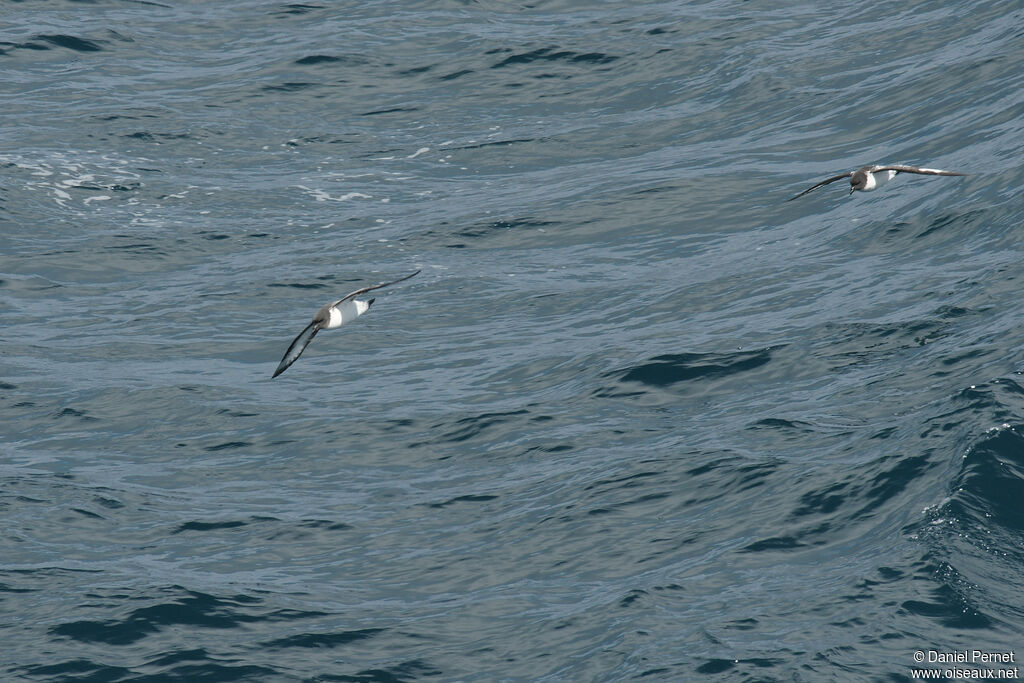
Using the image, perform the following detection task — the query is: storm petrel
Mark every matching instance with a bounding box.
[272,269,420,378]
[788,164,966,201]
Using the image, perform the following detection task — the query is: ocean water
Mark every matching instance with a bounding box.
[3,1,1024,680]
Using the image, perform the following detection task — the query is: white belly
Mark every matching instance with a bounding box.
[325,299,369,329]
[863,169,897,191]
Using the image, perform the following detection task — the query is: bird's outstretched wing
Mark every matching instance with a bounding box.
[273,321,320,378]
[787,172,854,201]
[873,165,966,177]
[331,269,421,307]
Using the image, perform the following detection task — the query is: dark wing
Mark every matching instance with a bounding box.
[874,165,967,177]
[787,172,854,201]
[331,269,421,307]
[272,321,320,378]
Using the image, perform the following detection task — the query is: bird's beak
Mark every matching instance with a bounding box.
[849,188,855,195]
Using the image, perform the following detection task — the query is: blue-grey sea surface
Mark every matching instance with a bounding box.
[3,1,1024,681]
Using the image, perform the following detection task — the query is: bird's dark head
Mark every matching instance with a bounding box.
[850,170,868,193]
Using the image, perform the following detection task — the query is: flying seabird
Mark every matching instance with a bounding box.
[788,164,967,201]
[272,269,420,378]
